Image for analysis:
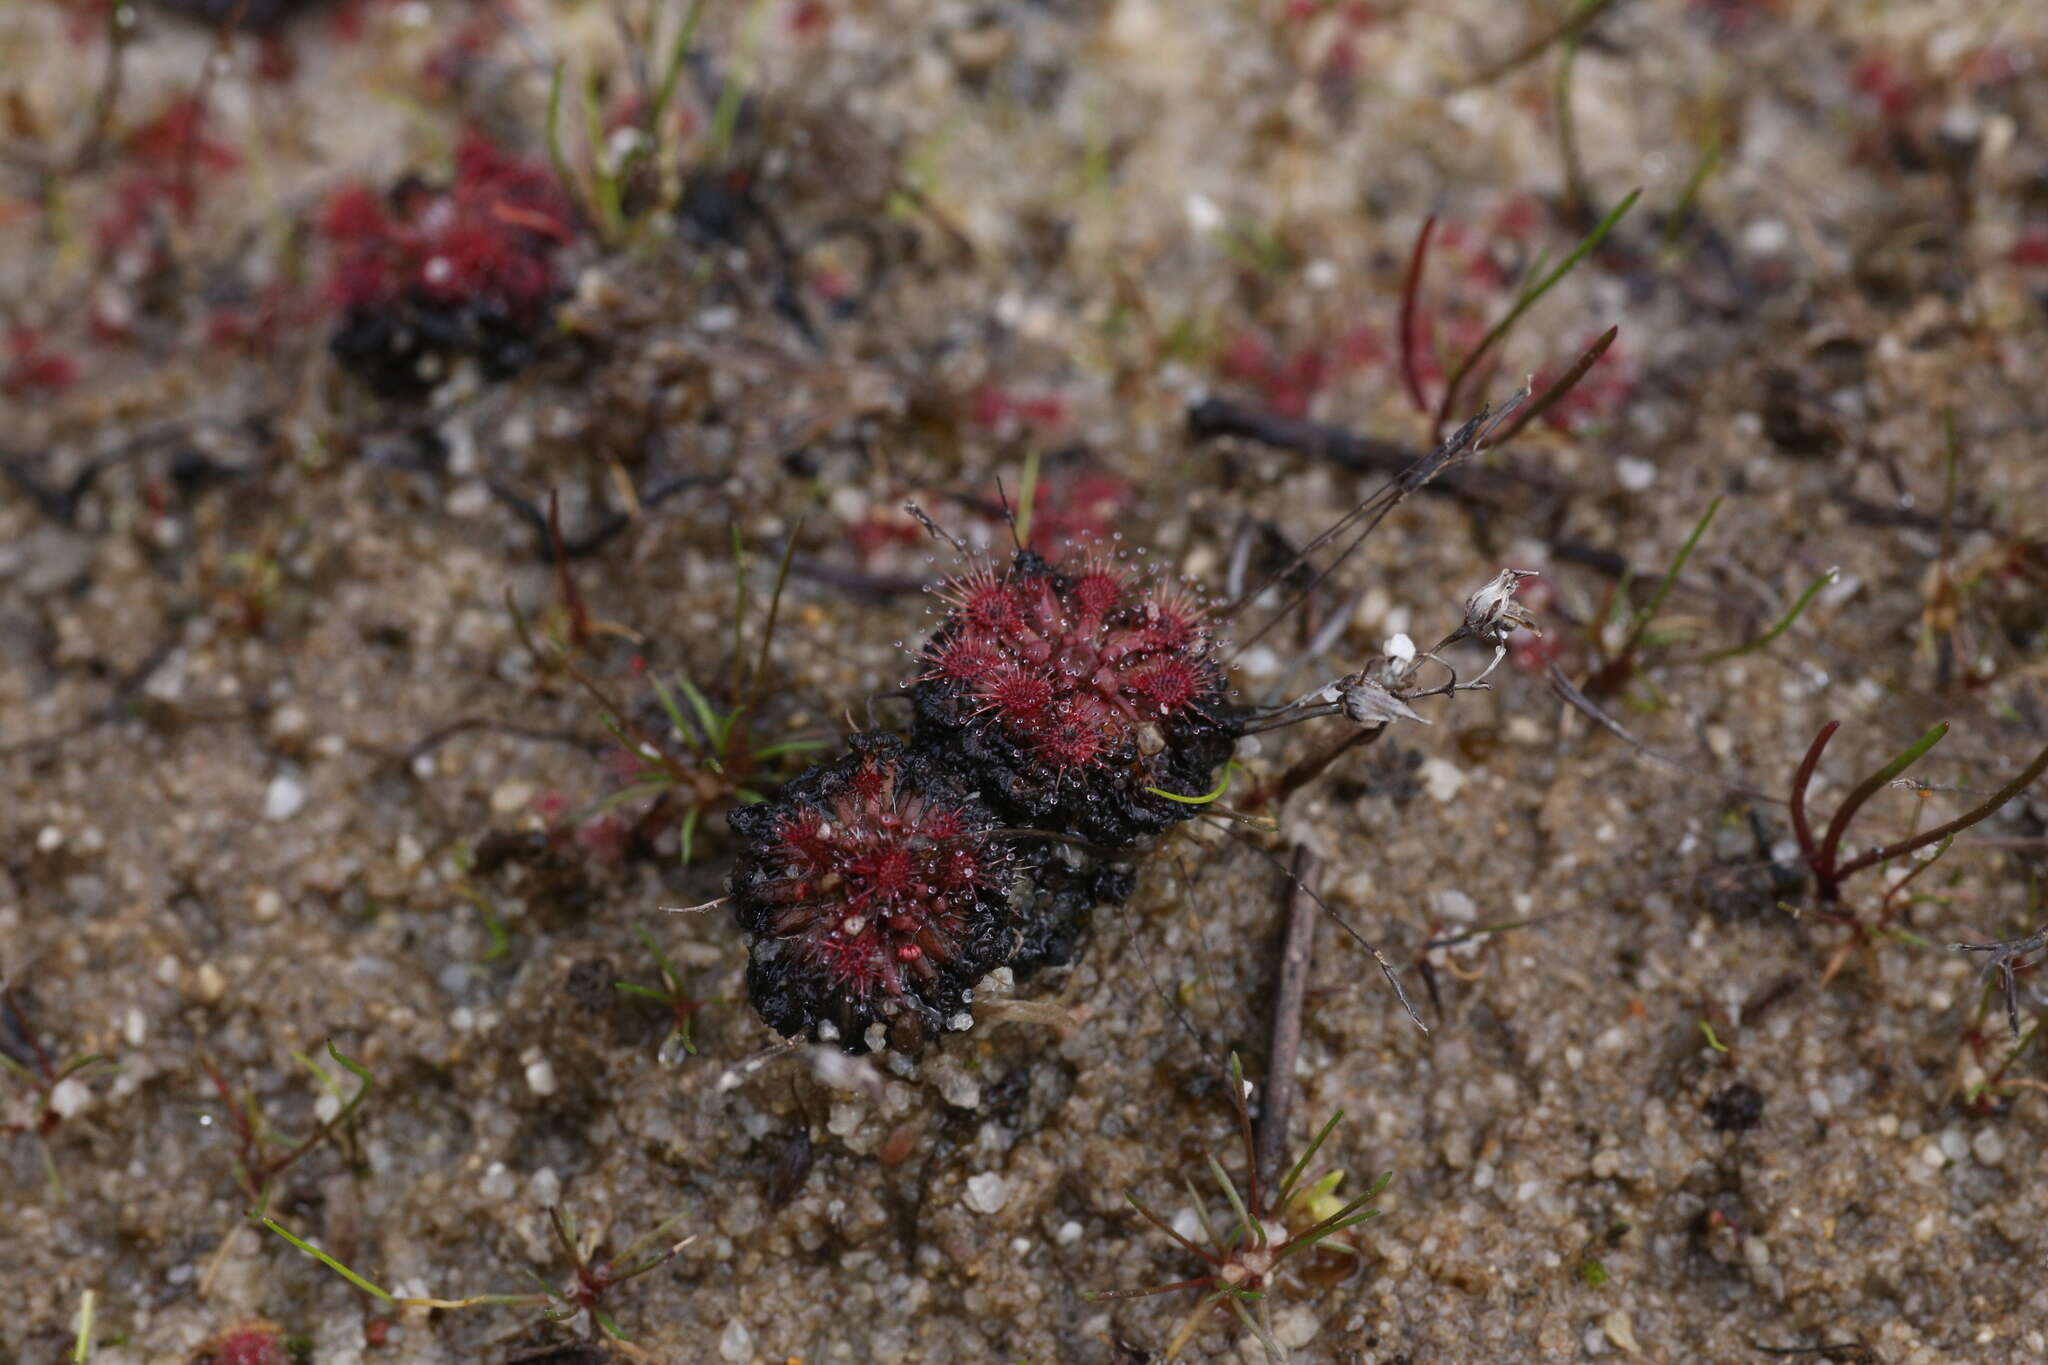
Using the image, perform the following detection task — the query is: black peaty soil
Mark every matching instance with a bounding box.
[329,300,545,400]
[1005,843,1138,981]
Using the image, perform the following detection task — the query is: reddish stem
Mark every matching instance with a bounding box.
[1398,214,1437,415]
[546,491,593,649]
[1487,325,1618,445]
[1834,741,2048,884]
[1790,721,1839,897]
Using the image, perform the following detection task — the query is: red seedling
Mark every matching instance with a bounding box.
[322,129,577,395]
[727,733,1016,1052]
[189,1321,304,1365]
[2,327,78,397]
[912,549,1237,848]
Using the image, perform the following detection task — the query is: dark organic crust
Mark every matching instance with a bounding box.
[1004,845,1137,981]
[726,733,1015,1053]
[150,0,322,31]
[329,300,544,399]
[910,552,1244,849]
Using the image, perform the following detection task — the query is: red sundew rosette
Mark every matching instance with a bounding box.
[727,733,1016,1053]
[911,550,1239,849]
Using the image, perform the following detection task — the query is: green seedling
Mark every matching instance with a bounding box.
[202,1040,372,1211]
[1086,1054,1391,1363]
[1917,411,2048,690]
[547,0,709,247]
[1962,1014,2041,1115]
[1582,496,1837,701]
[614,926,723,1062]
[1783,723,2048,993]
[256,1204,689,1352]
[511,522,825,866]
[1790,722,2048,910]
[0,987,113,1202]
[1430,190,1637,438]
[72,1289,94,1364]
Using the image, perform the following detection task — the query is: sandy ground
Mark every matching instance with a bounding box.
[4,1,2048,1362]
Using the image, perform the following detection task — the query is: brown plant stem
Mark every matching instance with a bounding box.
[1257,845,1321,1196]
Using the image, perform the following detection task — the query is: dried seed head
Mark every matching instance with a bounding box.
[1460,568,1540,645]
[1339,676,1426,728]
[727,733,1015,1052]
[912,550,1239,847]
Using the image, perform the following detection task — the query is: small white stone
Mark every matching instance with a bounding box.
[490,781,536,817]
[1273,1306,1322,1349]
[48,1077,92,1118]
[121,1006,147,1047]
[1432,889,1476,922]
[36,825,64,854]
[194,963,227,1004]
[964,1172,1011,1214]
[1615,456,1656,492]
[1920,1141,1948,1170]
[1056,1220,1084,1246]
[1420,757,1466,804]
[1741,218,1791,256]
[263,770,308,822]
[479,1162,516,1200]
[522,1050,559,1097]
[252,889,283,921]
[827,1102,864,1138]
[1239,645,1282,678]
[1972,1128,2006,1166]
[1602,1309,1640,1355]
[935,1069,981,1110]
[532,1167,561,1206]
[445,480,492,518]
[718,1318,753,1362]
